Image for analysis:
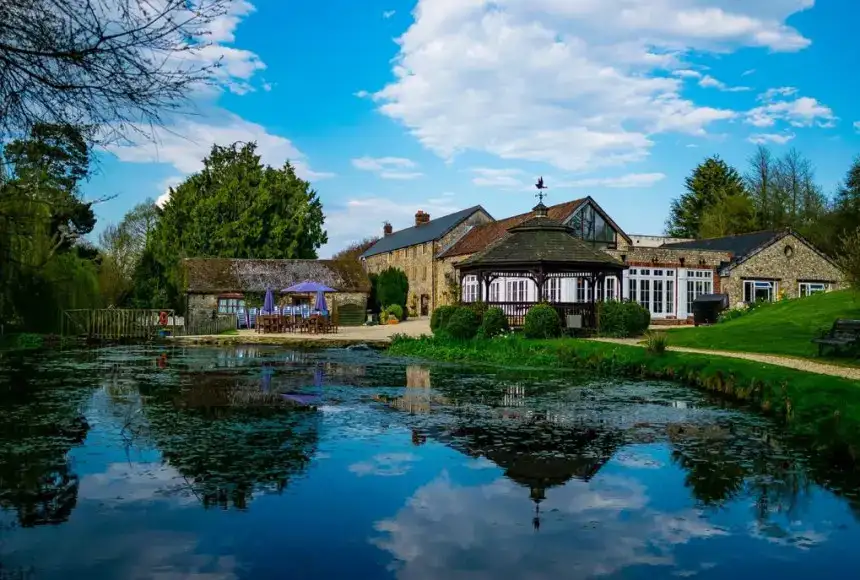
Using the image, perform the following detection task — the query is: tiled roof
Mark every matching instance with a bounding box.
[457,215,625,270]
[439,199,586,258]
[360,206,486,259]
[660,230,781,256]
[183,258,371,294]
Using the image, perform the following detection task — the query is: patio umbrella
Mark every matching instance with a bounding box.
[314,290,327,312]
[263,288,275,314]
[282,280,336,293]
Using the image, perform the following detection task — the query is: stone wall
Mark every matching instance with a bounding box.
[606,246,730,294]
[721,233,845,305]
[362,208,493,316]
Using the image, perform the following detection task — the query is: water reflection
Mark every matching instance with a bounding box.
[1,346,860,578]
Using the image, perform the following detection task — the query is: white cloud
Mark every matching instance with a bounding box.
[372,0,811,171]
[757,86,798,101]
[355,90,371,98]
[319,196,463,257]
[383,10,396,19]
[747,132,796,145]
[372,472,732,578]
[742,69,756,76]
[352,156,423,179]
[349,453,420,477]
[109,112,332,206]
[698,75,750,92]
[558,172,666,189]
[470,167,527,188]
[746,94,836,129]
[854,121,860,133]
[672,69,703,79]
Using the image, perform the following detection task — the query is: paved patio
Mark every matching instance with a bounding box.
[174,318,432,347]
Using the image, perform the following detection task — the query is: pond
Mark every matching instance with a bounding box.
[1,345,860,579]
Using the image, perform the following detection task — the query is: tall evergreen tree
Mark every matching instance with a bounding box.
[145,142,328,311]
[666,156,750,238]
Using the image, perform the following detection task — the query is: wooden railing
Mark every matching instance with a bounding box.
[177,313,237,337]
[63,309,179,340]
[482,302,596,329]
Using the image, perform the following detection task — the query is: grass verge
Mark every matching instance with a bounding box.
[663,290,860,364]
[389,334,860,467]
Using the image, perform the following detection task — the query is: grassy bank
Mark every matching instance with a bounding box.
[389,334,860,465]
[664,291,860,363]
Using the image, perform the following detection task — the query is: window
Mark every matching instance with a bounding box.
[507,280,527,302]
[639,279,650,310]
[463,276,479,302]
[653,280,663,314]
[799,282,827,297]
[686,270,713,307]
[628,276,636,302]
[542,278,561,302]
[218,297,245,314]
[422,266,427,281]
[743,280,777,303]
[490,282,501,302]
[568,203,617,246]
[666,280,674,314]
[605,277,616,301]
[576,278,587,302]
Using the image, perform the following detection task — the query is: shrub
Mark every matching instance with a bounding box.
[445,307,480,340]
[376,267,409,319]
[467,301,489,325]
[384,304,404,321]
[479,307,509,338]
[430,305,459,334]
[598,301,650,337]
[523,304,561,339]
[645,332,668,355]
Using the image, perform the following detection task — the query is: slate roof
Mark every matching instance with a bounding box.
[360,206,487,259]
[184,258,371,294]
[457,214,625,270]
[439,199,587,258]
[659,230,781,256]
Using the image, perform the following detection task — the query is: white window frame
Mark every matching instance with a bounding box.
[463,275,479,303]
[743,280,777,303]
[489,281,501,302]
[542,277,562,302]
[686,269,713,310]
[506,279,528,302]
[605,277,616,301]
[628,269,678,318]
[798,282,827,297]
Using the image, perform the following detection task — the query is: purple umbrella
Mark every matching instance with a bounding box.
[314,290,327,313]
[282,280,336,293]
[262,288,275,314]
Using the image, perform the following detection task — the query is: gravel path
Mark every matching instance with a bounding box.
[588,337,860,381]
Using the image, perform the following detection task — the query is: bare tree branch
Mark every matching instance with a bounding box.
[0,0,234,144]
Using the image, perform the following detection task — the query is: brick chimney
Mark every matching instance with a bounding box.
[383,221,393,237]
[415,210,430,226]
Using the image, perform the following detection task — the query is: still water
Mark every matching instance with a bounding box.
[1,345,860,579]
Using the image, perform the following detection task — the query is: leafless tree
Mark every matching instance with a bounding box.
[0,0,233,143]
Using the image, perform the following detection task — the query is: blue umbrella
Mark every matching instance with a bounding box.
[282,280,336,293]
[314,290,327,313]
[263,288,275,314]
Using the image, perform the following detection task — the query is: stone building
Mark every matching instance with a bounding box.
[360,196,845,324]
[183,258,370,327]
[360,206,494,315]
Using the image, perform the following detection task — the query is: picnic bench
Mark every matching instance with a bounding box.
[812,319,860,357]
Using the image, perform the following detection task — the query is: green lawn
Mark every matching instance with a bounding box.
[664,290,860,362]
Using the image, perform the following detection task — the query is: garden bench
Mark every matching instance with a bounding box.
[812,319,860,357]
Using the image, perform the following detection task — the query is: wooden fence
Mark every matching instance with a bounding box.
[177,313,237,337]
[62,309,236,341]
[62,309,179,341]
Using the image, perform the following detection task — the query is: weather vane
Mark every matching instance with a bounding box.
[535,176,548,203]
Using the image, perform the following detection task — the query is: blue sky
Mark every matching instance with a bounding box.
[86,0,859,257]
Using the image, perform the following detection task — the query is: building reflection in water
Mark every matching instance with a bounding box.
[385,366,448,415]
